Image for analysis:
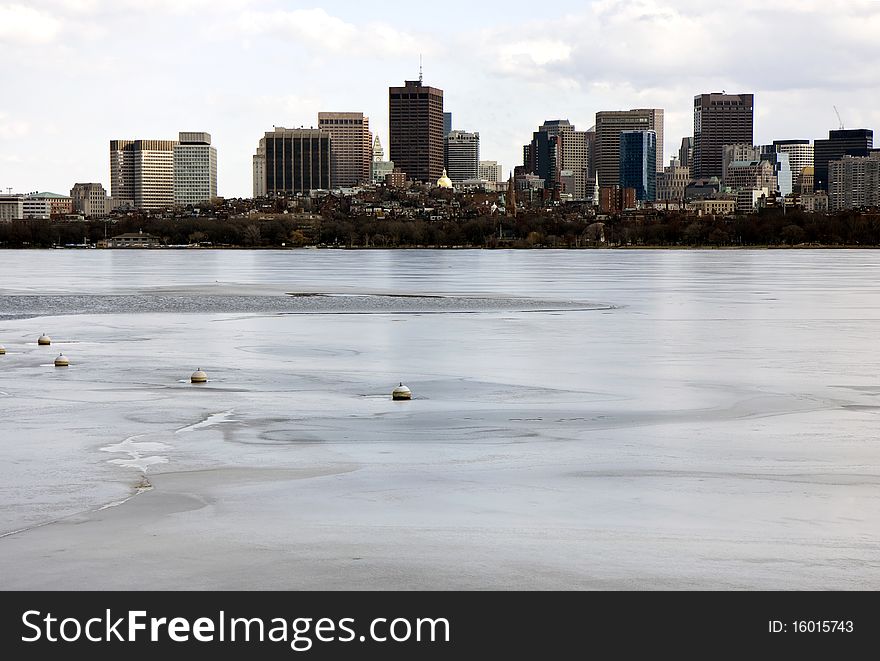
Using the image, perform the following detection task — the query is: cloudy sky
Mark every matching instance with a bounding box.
[1,0,879,198]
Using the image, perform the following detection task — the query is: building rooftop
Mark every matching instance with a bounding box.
[28,192,71,199]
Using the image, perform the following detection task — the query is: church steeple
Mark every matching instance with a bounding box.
[507,172,517,217]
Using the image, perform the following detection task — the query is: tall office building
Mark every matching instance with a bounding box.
[693,93,754,179]
[558,128,591,199]
[595,109,664,188]
[759,151,792,197]
[444,112,453,137]
[389,78,444,183]
[318,112,372,188]
[772,140,813,191]
[479,161,502,183]
[110,139,177,210]
[585,126,597,183]
[722,144,762,184]
[524,121,566,191]
[829,152,880,211]
[813,129,873,192]
[253,127,331,196]
[523,119,591,198]
[679,137,694,169]
[444,130,480,183]
[619,130,657,202]
[173,132,217,206]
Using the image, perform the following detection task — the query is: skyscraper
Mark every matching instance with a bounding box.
[444,130,480,183]
[110,139,177,210]
[595,109,664,188]
[523,120,591,198]
[173,132,217,206]
[318,112,372,188]
[389,79,444,183]
[619,131,657,202]
[828,152,880,211]
[813,129,873,192]
[693,93,754,179]
[444,112,453,137]
[679,137,694,169]
[772,140,813,191]
[254,127,331,196]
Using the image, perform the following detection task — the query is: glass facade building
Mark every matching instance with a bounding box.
[619,130,657,202]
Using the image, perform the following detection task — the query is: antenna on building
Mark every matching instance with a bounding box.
[419,54,423,84]
[833,106,845,130]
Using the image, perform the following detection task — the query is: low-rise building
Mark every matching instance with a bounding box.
[385,168,407,188]
[108,231,161,248]
[372,159,394,185]
[801,192,829,213]
[22,192,72,219]
[599,185,636,213]
[71,183,111,217]
[0,194,24,221]
[685,177,721,200]
[736,187,769,212]
[689,198,737,216]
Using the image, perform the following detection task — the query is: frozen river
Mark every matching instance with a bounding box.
[0,248,878,589]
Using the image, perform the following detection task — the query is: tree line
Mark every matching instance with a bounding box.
[1,208,880,249]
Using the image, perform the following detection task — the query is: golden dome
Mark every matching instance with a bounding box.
[436,169,453,189]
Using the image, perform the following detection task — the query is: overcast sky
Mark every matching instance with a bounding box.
[2,0,879,198]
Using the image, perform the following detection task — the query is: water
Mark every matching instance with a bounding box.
[0,249,878,589]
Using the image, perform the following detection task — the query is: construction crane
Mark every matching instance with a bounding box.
[833,106,845,130]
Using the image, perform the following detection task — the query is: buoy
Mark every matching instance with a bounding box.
[392,383,412,401]
[54,354,69,367]
[38,334,51,346]
[0,345,5,355]
[191,369,208,384]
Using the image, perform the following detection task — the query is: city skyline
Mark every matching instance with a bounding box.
[1,1,880,198]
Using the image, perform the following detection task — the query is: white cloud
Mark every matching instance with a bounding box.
[0,4,61,44]
[31,0,253,15]
[237,8,430,57]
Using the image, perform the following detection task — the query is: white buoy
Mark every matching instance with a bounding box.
[191,369,208,384]
[0,345,5,355]
[54,353,69,367]
[38,334,51,346]
[392,383,412,401]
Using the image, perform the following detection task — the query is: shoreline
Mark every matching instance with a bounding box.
[2,244,879,251]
